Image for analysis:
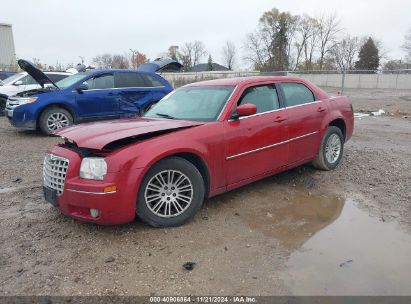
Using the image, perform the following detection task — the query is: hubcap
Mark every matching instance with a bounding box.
[144,170,193,218]
[325,133,342,164]
[47,112,70,131]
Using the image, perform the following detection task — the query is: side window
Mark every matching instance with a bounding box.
[238,85,280,114]
[280,83,315,107]
[142,74,164,87]
[47,74,68,82]
[115,72,146,88]
[87,74,114,90]
[21,75,38,85]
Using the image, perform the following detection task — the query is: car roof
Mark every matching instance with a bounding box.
[183,76,307,87]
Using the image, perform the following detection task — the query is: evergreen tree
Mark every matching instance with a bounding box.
[207,55,213,71]
[355,37,379,71]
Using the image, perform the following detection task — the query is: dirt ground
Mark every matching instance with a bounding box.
[0,88,410,296]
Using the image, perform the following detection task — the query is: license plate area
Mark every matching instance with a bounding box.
[43,187,58,206]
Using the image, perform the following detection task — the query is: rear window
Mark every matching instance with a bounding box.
[280,83,316,107]
[115,72,147,88]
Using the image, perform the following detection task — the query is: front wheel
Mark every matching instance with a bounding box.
[136,157,205,227]
[312,126,344,170]
[39,107,73,135]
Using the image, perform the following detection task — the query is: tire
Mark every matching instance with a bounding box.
[39,107,73,135]
[312,126,344,171]
[136,157,205,227]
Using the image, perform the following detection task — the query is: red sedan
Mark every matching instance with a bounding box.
[43,76,354,226]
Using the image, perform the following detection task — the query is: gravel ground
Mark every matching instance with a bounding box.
[0,88,410,296]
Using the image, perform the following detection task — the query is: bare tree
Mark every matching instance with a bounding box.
[329,35,360,70]
[168,45,179,61]
[293,15,316,70]
[402,28,411,61]
[317,14,341,70]
[243,30,268,70]
[192,41,207,66]
[92,54,114,69]
[178,42,194,71]
[177,41,207,71]
[244,8,298,71]
[111,54,129,69]
[130,51,148,69]
[222,41,237,70]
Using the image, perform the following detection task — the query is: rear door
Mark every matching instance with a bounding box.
[278,82,327,165]
[114,72,167,116]
[224,84,289,186]
[75,73,119,119]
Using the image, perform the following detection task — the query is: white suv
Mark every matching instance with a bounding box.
[0,72,71,96]
[0,71,71,115]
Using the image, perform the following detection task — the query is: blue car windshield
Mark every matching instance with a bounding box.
[56,73,88,89]
[144,86,235,121]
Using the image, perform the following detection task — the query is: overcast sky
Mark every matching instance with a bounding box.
[2,0,410,68]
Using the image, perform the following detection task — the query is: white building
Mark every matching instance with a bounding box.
[0,23,16,70]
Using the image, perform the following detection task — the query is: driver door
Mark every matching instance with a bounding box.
[224,84,289,186]
[75,73,119,119]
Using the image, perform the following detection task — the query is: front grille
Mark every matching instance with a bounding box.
[43,154,69,195]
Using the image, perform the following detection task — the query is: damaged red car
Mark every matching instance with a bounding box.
[43,76,354,226]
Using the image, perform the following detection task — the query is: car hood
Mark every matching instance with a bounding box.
[137,59,183,73]
[54,118,204,150]
[17,59,59,89]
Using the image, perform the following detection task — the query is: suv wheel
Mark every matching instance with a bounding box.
[39,107,73,135]
[136,157,205,227]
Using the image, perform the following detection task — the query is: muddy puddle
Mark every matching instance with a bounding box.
[240,190,411,295]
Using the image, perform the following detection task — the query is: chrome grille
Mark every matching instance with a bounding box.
[43,154,69,195]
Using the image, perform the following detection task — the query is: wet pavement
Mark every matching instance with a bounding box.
[279,197,411,295]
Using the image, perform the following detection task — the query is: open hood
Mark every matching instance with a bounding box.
[17,59,59,89]
[54,117,203,150]
[138,58,183,73]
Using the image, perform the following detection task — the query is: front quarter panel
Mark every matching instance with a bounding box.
[105,122,225,195]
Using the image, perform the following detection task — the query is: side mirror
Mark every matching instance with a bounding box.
[13,80,23,86]
[234,103,257,118]
[76,83,89,92]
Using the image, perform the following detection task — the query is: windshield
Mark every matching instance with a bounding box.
[56,73,88,89]
[144,86,235,121]
[2,73,24,85]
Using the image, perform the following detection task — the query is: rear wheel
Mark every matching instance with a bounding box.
[312,126,344,170]
[39,107,73,135]
[136,157,205,227]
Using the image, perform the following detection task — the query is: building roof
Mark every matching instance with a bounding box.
[191,63,230,72]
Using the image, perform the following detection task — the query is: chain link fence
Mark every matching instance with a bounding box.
[161,69,411,92]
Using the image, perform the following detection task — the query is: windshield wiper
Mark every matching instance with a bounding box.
[156,113,176,119]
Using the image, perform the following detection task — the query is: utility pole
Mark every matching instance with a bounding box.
[79,56,85,64]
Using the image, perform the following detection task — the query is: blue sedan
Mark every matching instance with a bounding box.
[6,59,175,134]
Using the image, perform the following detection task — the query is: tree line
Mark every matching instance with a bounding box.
[31,7,411,72]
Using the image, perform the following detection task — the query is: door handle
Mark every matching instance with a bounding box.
[107,92,116,96]
[317,106,326,112]
[273,116,287,123]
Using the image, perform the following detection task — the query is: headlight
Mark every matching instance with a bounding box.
[14,97,38,105]
[80,157,107,180]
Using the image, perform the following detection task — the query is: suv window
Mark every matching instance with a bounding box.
[143,74,164,87]
[86,74,114,90]
[21,75,38,85]
[238,85,280,114]
[47,74,68,82]
[115,72,147,88]
[280,83,315,107]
